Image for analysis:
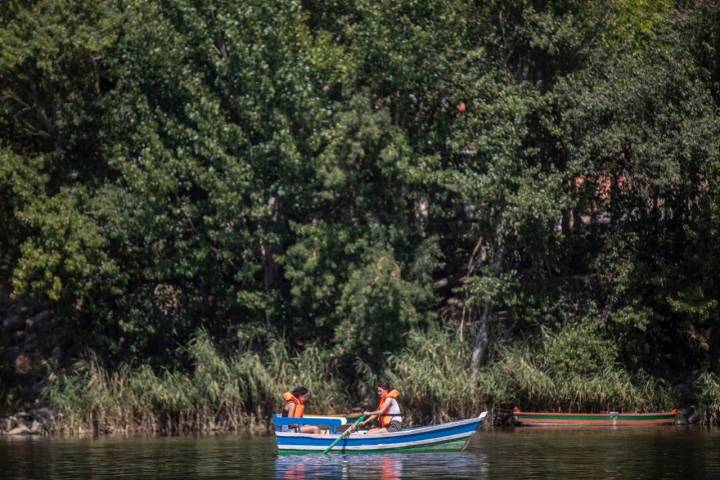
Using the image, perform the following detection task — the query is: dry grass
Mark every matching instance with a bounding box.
[695,373,720,425]
[45,331,346,435]
[45,326,681,434]
[387,325,674,423]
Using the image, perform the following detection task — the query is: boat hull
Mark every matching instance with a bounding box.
[275,412,487,454]
[513,411,677,427]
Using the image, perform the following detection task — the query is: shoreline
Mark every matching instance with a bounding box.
[0,405,703,438]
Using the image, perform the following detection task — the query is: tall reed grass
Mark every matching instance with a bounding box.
[387,324,674,423]
[45,331,346,434]
[695,372,720,425]
[387,327,479,423]
[45,325,680,435]
[476,346,674,413]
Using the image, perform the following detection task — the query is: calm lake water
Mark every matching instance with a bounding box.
[2,427,719,479]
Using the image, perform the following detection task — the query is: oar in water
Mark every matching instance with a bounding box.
[322,415,365,455]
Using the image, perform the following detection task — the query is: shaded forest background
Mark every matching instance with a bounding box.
[2,0,720,432]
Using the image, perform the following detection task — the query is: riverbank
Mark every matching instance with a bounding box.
[4,326,720,436]
[0,409,54,436]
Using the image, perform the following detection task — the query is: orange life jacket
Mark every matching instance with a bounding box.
[377,389,400,427]
[282,392,305,418]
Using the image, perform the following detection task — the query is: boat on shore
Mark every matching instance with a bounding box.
[513,408,678,427]
[273,412,487,454]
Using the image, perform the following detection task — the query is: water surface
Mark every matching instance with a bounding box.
[1,427,718,479]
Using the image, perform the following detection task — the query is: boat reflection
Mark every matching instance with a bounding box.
[275,454,400,479]
[275,452,487,479]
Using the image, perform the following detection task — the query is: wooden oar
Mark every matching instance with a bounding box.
[322,415,365,455]
[327,412,403,419]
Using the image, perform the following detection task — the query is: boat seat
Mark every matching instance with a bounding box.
[272,414,347,434]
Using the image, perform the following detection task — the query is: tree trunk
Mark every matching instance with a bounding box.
[471,304,492,367]
[471,223,506,371]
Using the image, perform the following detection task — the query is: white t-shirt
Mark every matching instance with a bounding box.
[384,398,402,424]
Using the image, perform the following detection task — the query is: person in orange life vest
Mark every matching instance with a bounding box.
[282,386,321,434]
[352,382,402,433]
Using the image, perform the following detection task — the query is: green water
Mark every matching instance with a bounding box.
[1,427,719,479]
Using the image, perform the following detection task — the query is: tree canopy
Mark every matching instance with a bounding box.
[1,0,720,412]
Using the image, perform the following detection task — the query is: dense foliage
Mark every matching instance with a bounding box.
[2,0,720,427]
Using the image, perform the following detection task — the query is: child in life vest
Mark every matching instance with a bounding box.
[282,386,321,434]
[353,382,403,433]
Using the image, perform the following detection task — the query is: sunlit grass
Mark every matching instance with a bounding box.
[388,325,673,423]
[45,331,346,434]
[45,326,681,434]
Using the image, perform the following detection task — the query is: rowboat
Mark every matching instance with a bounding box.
[513,408,678,426]
[273,412,487,454]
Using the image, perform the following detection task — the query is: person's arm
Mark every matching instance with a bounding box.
[285,402,300,430]
[358,414,378,427]
[359,398,392,426]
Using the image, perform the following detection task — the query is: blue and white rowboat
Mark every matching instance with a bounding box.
[273,412,487,454]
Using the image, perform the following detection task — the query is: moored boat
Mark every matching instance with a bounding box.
[273,412,487,454]
[513,408,678,426]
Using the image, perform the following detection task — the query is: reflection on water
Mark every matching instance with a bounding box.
[275,452,488,479]
[478,427,720,480]
[2,428,720,479]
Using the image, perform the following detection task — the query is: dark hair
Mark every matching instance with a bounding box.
[377,382,392,391]
[292,386,309,398]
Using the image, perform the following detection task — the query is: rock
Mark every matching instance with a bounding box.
[15,412,32,423]
[688,408,701,425]
[6,416,18,431]
[29,420,42,434]
[31,408,54,430]
[7,425,31,436]
[676,412,689,425]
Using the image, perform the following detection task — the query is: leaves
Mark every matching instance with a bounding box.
[1,0,720,415]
